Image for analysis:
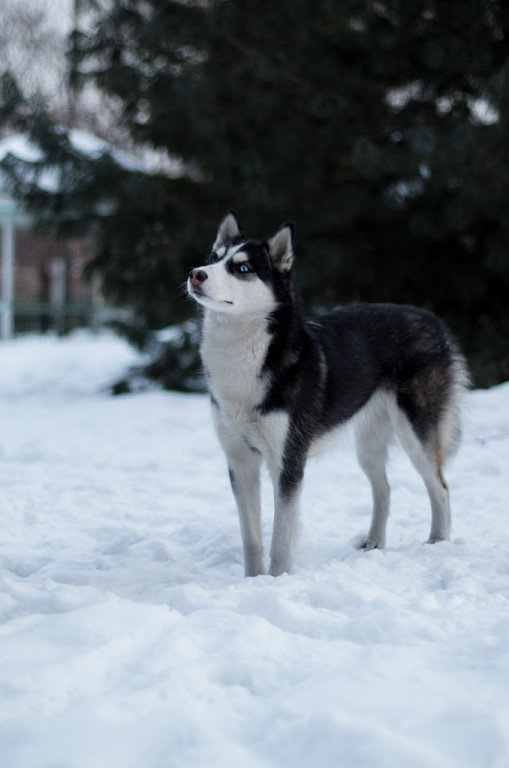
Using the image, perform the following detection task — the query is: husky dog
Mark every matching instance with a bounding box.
[187,211,468,577]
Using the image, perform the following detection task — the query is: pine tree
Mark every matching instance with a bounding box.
[2,0,509,386]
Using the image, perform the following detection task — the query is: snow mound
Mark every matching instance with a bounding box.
[0,331,140,398]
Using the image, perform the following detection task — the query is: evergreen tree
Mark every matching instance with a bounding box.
[2,0,509,386]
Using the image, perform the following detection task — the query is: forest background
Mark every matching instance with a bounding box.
[1,0,508,388]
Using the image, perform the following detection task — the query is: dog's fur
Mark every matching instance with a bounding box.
[187,211,469,576]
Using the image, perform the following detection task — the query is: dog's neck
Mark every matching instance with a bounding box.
[200,308,274,408]
[200,302,309,412]
[202,307,268,333]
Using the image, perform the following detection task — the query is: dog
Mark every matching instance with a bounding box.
[187,211,469,576]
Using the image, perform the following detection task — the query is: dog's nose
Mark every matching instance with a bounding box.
[189,268,208,285]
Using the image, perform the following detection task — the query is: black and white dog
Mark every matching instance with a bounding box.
[187,212,468,577]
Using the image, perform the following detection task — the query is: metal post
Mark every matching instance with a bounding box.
[1,214,15,340]
[50,257,66,336]
[90,272,103,333]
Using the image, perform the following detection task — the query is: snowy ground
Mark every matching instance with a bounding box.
[1,332,508,768]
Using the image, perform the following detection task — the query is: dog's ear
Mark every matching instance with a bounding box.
[267,223,294,272]
[213,210,242,249]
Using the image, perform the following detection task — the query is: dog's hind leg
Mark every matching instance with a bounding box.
[355,404,394,550]
[395,413,451,543]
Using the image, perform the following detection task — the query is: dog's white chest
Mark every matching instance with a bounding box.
[201,312,270,411]
[201,312,288,463]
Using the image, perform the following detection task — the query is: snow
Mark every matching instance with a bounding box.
[0,130,146,195]
[0,130,144,172]
[1,332,508,768]
[67,128,146,172]
[0,135,43,166]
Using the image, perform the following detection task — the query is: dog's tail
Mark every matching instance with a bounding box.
[438,342,471,464]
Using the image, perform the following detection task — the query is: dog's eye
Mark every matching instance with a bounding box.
[238,264,252,274]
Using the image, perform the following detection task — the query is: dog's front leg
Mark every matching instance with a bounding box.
[213,413,265,576]
[228,451,265,577]
[269,460,304,577]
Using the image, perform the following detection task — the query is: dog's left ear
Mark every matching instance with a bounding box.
[267,223,295,272]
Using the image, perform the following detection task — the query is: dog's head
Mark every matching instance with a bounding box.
[187,211,294,316]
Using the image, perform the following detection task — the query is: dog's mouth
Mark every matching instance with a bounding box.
[188,281,233,306]
[188,280,208,301]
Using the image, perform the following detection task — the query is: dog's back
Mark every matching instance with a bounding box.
[311,303,467,455]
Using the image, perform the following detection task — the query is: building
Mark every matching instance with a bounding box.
[0,131,127,338]
[0,191,99,338]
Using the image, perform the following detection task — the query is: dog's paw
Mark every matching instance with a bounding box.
[244,565,267,577]
[356,537,384,551]
[269,559,291,577]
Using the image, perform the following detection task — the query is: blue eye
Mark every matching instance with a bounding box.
[239,264,251,273]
